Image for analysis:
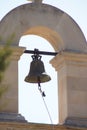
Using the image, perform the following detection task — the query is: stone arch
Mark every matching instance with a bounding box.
[0,3,86,52]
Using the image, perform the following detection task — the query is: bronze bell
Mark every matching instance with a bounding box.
[24,53,51,83]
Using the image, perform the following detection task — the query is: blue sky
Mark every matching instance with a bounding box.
[0,0,87,124]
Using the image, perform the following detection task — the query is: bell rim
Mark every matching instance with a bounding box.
[24,74,51,83]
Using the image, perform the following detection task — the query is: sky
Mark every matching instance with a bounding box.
[0,0,87,124]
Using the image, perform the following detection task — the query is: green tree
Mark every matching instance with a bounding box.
[0,43,12,99]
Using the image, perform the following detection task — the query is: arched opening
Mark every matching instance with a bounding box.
[23,26,64,52]
[18,34,58,124]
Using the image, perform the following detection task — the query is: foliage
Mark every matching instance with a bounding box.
[0,42,12,99]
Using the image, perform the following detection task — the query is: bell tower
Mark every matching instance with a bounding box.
[0,0,87,129]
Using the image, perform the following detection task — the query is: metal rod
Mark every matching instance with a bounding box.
[24,49,58,56]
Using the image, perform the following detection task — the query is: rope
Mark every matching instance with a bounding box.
[38,83,54,130]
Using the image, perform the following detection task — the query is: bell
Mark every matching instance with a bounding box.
[24,54,51,83]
